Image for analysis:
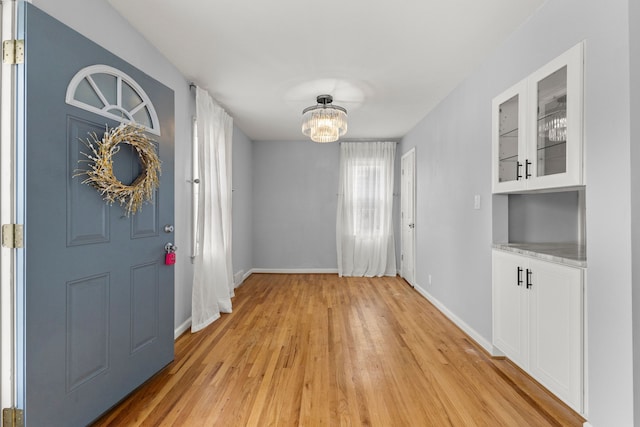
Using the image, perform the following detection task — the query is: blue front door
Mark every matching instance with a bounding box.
[17,4,175,425]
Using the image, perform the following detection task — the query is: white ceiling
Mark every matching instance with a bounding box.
[108,0,545,141]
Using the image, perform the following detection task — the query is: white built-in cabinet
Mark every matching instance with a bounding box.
[492,42,584,193]
[492,249,583,413]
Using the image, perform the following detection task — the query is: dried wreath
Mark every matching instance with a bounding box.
[75,123,161,216]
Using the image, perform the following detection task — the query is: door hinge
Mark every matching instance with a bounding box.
[2,224,24,248]
[2,39,24,64]
[2,408,24,427]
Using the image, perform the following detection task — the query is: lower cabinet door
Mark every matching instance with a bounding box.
[492,250,528,368]
[528,258,583,412]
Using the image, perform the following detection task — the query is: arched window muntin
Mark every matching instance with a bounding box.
[66,64,161,135]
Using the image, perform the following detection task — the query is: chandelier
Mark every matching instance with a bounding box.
[301,94,347,143]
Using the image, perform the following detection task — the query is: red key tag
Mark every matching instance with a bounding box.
[165,252,176,265]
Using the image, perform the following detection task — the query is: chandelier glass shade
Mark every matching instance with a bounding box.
[302,95,347,143]
[538,95,567,143]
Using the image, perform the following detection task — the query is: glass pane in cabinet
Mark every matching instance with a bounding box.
[537,66,567,177]
[498,95,519,183]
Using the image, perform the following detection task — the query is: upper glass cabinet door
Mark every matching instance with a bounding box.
[536,66,567,178]
[499,94,520,182]
[527,43,583,191]
[492,80,527,193]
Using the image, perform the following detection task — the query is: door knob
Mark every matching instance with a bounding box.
[164,224,174,233]
[165,243,177,253]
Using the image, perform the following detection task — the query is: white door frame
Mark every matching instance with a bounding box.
[1,0,18,413]
[400,147,416,286]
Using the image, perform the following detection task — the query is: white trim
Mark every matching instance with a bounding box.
[65,64,161,135]
[233,270,244,287]
[414,283,493,354]
[582,423,592,427]
[234,269,253,288]
[252,268,339,274]
[174,317,192,340]
[1,0,17,412]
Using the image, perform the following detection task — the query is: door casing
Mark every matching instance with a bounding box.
[1,0,18,413]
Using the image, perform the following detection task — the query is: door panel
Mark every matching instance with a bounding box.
[66,273,110,392]
[131,261,160,353]
[67,117,111,246]
[18,4,175,425]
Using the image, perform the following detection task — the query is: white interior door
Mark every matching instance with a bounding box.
[401,148,416,286]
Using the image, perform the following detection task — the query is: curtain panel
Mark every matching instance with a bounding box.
[192,87,234,332]
[337,141,397,277]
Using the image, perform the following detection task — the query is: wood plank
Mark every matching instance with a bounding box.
[92,274,585,426]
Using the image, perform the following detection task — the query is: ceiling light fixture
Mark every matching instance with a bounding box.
[301,94,347,143]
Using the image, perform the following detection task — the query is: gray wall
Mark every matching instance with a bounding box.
[400,0,634,424]
[508,192,580,243]
[399,82,494,345]
[252,140,401,272]
[252,141,339,270]
[232,125,253,281]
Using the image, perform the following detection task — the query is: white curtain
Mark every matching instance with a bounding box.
[192,87,234,332]
[337,141,397,277]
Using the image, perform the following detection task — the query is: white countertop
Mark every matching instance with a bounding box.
[492,242,587,268]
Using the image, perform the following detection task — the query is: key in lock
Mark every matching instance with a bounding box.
[165,243,177,265]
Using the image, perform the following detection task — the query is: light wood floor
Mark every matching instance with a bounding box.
[93,274,584,426]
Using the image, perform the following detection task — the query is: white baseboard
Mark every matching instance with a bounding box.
[251,268,339,274]
[234,269,255,288]
[174,317,191,339]
[414,283,493,354]
[242,269,253,282]
[234,270,245,287]
[583,423,592,427]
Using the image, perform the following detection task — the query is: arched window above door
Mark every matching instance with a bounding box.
[66,64,161,135]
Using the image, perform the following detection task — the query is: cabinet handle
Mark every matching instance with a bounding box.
[517,267,523,286]
[525,160,532,179]
[526,268,533,289]
[516,162,522,181]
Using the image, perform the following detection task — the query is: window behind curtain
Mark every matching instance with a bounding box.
[352,160,387,237]
[337,141,397,277]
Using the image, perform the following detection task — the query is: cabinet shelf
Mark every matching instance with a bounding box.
[499,154,518,162]
[537,140,566,151]
[537,109,567,122]
[500,127,519,138]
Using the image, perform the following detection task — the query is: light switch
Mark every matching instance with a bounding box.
[474,194,481,210]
